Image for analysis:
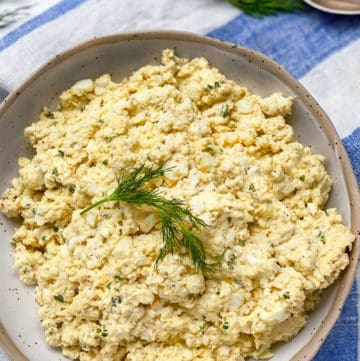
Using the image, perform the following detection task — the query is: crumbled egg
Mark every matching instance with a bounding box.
[0,49,355,361]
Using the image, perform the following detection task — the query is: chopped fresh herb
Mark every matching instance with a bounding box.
[69,186,75,194]
[101,328,108,337]
[203,146,214,153]
[45,111,54,119]
[58,150,65,158]
[226,252,236,271]
[41,236,46,241]
[199,315,206,332]
[114,276,124,282]
[111,296,122,306]
[80,164,221,272]
[99,119,105,123]
[220,104,229,118]
[227,216,232,224]
[51,168,58,176]
[214,81,221,88]
[54,294,64,302]
[222,320,229,330]
[205,84,213,92]
[239,239,246,246]
[318,231,325,240]
[299,175,305,182]
[32,208,36,214]
[53,225,59,233]
[248,183,255,191]
[102,159,109,166]
[283,292,290,300]
[106,282,112,290]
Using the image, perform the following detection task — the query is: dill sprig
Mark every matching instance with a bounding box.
[228,0,306,17]
[81,165,220,272]
[0,5,31,28]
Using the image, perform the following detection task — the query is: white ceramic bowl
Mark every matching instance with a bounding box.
[0,31,359,361]
[304,0,360,15]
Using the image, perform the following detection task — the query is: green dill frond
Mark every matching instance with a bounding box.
[81,164,219,272]
[228,0,306,17]
[0,5,32,28]
[180,227,222,272]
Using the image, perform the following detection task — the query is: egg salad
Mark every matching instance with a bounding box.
[0,49,355,361]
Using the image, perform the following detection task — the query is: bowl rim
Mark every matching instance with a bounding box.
[0,30,359,361]
[303,0,360,15]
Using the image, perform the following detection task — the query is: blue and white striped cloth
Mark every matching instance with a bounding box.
[0,1,359,360]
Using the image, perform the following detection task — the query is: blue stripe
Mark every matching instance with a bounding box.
[207,9,360,79]
[343,127,360,185]
[315,127,360,359]
[314,281,358,360]
[0,0,88,53]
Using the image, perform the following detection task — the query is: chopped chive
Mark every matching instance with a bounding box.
[111,296,122,306]
[56,322,63,329]
[53,225,59,233]
[45,111,54,119]
[54,294,64,302]
[69,186,75,194]
[222,320,229,330]
[51,168,58,176]
[102,159,109,166]
[114,276,124,282]
[214,81,221,88]
[299,175,305,182]
[106,282,112,290]
[248,183,255,191]
[203,146,214,153]
[283,292,290,300]
[220,104,229,118]
[58,150,65,158]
